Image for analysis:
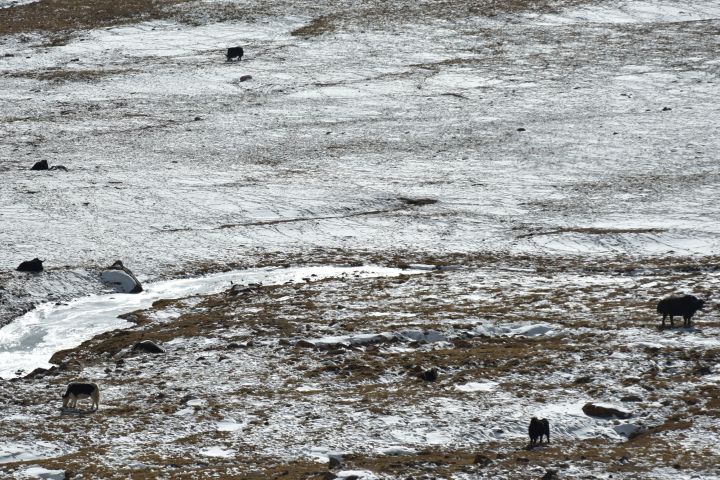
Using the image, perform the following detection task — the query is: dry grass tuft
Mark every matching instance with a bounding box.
[290,16,337,38]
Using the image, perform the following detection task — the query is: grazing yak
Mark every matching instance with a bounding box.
[62,382,100,411]
[657,294,705,328]
[226,46,244,62]
[529,417,550,446]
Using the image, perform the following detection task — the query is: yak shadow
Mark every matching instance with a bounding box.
[60,407,96,416]
[657,325,702,333]
[525,442,550,451]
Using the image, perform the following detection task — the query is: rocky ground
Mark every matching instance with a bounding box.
[2,252,720,479]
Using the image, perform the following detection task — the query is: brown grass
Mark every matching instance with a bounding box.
[0,0,187,36]
[290,16,337,38]
[6,68,136,83]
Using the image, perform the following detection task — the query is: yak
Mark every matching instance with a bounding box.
[16,258,43,273]
[657,294,705,328]
[62,382,100,411]
[529,417,550,446]
[226,46,244,62]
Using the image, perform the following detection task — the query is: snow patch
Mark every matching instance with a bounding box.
[455,381,498,393]
[14,466,65,480]
[0,442,69,465]
[200,447,236,458]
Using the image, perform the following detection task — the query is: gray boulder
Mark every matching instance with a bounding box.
[101,260,143,293]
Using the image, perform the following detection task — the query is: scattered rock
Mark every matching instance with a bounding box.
[582,402,631,419]
[420,368,438,382]
[16,258,43,273]
[24,367,48,379]
[228,284,253,296]
[328,455,342,468]
[517,127,526,132]
[101,260,143,293]
[49,165,68,171]
[541,470,558,480]
[322,473,337,480]
[473,454,492,466]
[662,106,672,111]
[574,375,593,384]
[30,160,49,170]
[239,75,252,82]
[620,394,642,402]
[295,339,316,349]
[194,116,202,121]
[132,340,165,354]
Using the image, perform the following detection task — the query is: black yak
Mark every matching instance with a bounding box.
[529,417,550,446]
[16,258,43,273]
[226,46,244,61]
[30,160,49,170]
[657,294,704,328]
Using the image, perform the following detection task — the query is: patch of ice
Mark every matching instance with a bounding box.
[0,265,422,378]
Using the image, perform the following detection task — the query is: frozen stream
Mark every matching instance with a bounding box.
[0,265,418,378]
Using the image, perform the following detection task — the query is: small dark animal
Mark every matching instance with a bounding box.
[16,258,43,273]
[62,382,100,410]
[529,417,550,446]
[226,46,244,62]
[420,368,438,382]
[30,160,49,170]
[657,294,705,328]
